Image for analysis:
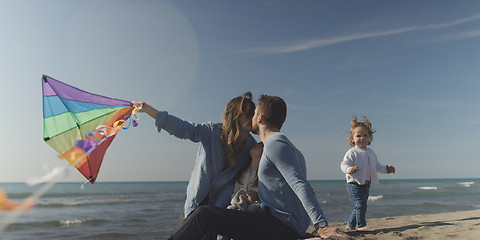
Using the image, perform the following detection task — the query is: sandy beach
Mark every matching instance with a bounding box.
[306,209,480,240]
[156,209,480,240]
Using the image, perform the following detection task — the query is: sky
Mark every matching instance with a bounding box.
[0,0,479,183]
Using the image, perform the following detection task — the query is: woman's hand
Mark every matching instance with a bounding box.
[246,190,259,202]
[132,102,159,119]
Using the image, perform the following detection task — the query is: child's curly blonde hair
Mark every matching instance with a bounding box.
[347,116,376,147]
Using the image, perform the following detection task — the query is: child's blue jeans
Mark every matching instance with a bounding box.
[347,182,370,228]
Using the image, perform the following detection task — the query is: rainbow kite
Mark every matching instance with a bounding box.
[42,75,139,183]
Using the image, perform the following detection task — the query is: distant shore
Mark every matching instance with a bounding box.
[307,209,480,240]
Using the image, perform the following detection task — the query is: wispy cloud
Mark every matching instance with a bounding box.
[462,120,480,124]
[421,29,480,45]
[259,14,480,54]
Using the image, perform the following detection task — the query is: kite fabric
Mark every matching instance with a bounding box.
[42,75,140,183]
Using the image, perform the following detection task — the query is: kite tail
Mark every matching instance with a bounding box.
[0,143,94,233]
[0,169,64,233]
[1,104,142,233]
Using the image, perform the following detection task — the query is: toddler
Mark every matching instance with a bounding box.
[340,116,395,231]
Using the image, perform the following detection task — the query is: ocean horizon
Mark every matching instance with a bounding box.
[1,178,478,239]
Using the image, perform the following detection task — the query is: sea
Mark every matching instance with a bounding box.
[0,178,479,239]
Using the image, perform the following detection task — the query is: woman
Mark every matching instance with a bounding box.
[138,92,257,222]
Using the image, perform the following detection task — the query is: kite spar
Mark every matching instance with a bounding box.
[42,75,140,183]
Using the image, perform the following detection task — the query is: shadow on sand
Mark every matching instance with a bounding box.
[346,216,480,238]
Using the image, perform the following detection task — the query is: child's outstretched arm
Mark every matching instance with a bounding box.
[341,152,359,174]
[386,165,396,174]
[348,166,359,174]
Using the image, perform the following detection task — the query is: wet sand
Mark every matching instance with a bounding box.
[307,209,480,240]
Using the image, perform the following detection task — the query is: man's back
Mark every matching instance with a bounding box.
[258,132,325,235]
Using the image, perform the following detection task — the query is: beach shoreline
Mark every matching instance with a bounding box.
[306,209,480,239]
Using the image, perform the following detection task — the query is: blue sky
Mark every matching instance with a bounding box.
[0,0,479,182]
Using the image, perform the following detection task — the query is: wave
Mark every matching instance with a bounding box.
[6,218,107,230]
[458,182,475,187]
[418,186,438,190]
[36,196,132,208]
[5,192,115,201]
[59,219,85,227]
[368,195,383,202]
[78,232,140,239]
[35,194,184,208]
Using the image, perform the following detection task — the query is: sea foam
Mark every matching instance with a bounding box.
[60,219,85,227]
[418,186,438,190]
[458,182,475,187]
[368,195,383,202]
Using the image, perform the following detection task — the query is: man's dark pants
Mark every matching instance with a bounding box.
[168,205,299,240]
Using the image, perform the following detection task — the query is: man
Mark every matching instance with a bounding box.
[168,95,347,240]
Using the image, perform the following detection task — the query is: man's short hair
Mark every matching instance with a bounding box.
[258,95,287,130]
